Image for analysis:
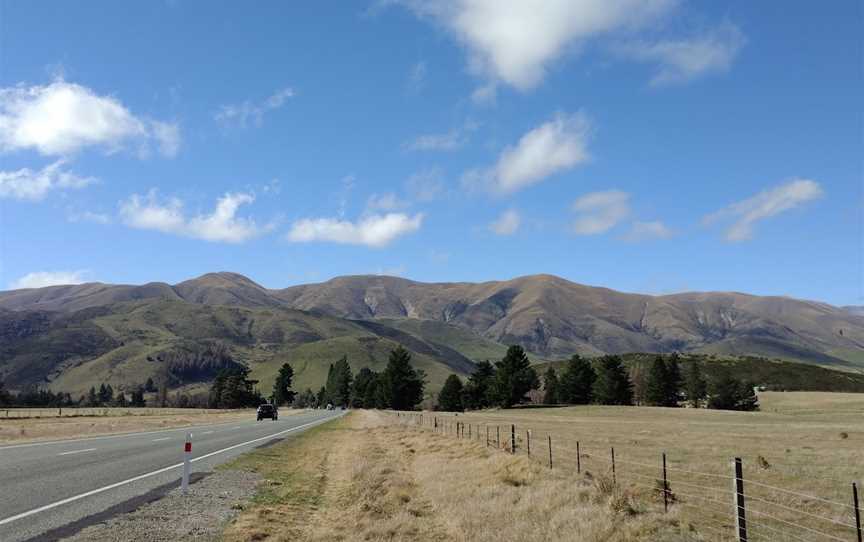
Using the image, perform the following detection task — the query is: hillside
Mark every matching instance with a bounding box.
[2,272,863,368]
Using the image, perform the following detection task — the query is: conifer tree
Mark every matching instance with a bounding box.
[436,374,464,412]
[271,363,296,406]
[542,367,560,404]
[645,356,669,406]
[592,355,633,405]
[559,354,595,404]
[462,360,495,410]
[685,361,707,407]
[379,346,425,410]
[491,345,539,408]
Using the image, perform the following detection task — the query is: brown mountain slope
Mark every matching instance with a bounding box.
[2,272,862,368]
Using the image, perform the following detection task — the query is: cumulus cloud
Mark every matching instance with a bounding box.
[618,22,745,86]
[0,160,96,201]
[287,213,423,248]
[119,191,269,243]
[214,87,295,128]
[572,190,631,235]
[394,0,676,90]
[703,179,823,242]
[10,270,87,290]
[0,80,180,157]
[464,112,590,195]
[623,220,673,241]
[489,209,521,235]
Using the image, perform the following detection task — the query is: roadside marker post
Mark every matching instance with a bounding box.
[181,433,192,494]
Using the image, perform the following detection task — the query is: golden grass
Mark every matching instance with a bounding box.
[414,391,864,541]
[0,408,295,444]
[223,410,698,541]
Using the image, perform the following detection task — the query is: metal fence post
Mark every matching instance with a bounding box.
[486,426,489,447]
[662,452,669,513]
[496,426,500,448]
[853,482,861,542]
[527,430,531,457]
[611,447,616,485]
[511,424,516,454]
[732,457,748,542]
[576,441,581,474]
[548,435,553,469]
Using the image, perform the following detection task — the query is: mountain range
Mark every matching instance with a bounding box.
[1,272,862,397]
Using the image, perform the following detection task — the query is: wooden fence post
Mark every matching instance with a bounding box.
[548,435,553,469]
[576,441,581,474]
[732,457,748,542]
[511,424,516,454]
[611,447,616,485]
[662,452,669,513]
[496,426,500,448]
[486,426,489,447]
[853,482,861,542]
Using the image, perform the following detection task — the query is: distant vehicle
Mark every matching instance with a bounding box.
[326,403,334,410]
[256,404,278,421]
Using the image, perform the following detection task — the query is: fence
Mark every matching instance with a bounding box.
[391,411,863,542]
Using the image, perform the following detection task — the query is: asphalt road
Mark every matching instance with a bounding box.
[0,409,344,542]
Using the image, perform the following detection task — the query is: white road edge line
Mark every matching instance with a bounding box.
[57,448,97,456]
[201,431,214,435]
[0,413,342,527]
[151,437,171,442]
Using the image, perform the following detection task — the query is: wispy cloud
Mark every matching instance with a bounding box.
[618,22,746,86]
[68,210,112,224]
[405,168,445,202]
[0,79,180,157]
[214,87,295,128]
[704,179,823,242]
[572,190,631,235]
[0,160,96,201]
[623,220,673,241]
[407,61,427,92]
[119,190,271,243]
[287,213,423,248]
[489,209,521,235]
[9,270,88,290]
[404,120,478,152]
[463,112,590,195]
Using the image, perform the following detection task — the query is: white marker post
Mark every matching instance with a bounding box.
[181,432,192,494]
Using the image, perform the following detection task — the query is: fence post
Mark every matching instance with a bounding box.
[576,441,581,474]
[497,426,500,448]
[511,424,516,454]
[469,424,471,439]
[434,417,438,430]
[527,430,531,457]
[662,452,669,513]
[732,457,748,542]
[611,447,616,485]
[486,426,489,447]
[548,435,553,469]
[853,482,861,542]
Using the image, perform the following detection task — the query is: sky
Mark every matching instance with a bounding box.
[0,0,861,306]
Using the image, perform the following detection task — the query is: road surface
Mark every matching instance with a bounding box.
[0,409,343,541]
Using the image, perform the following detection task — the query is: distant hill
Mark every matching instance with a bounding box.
[1,272,862,396]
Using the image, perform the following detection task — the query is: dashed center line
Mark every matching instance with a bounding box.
[57,448,97,456]
[151,437,171,442]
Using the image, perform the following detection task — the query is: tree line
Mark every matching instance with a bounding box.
[436,348,759,412]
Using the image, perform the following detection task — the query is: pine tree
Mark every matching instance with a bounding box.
[351,368,378,408]
[436,375,464,412]
[144,377,157,393]
[131,387,146,407]
[326,356,353,407]
[592,355,633,405]
[115,392,128,407]
[644,356,668,406]
[87,386,98,407]
[542,367,560,404]
[685,361,707,407]
[271,363,296,406]
[462,360,495,410]
[0,379,10,407]
[294,388,316,408]
[315,386,327,408]
[707,374,759,411]
[491,345,539,408]
[664,354,683,407]
[559,354,595,404]
[379,346,425,410]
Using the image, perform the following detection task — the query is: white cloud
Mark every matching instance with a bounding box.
[404,120,478,152]
[287,213,423,248]
[619,22,745,86]
[464,112,590,195]
[10,270,87,290]
[489,209,521,235]
[68,210,112,224]
[119,191,269,243]
[0,160,96,201]
[405,168,445,201]
[0,80,180,157]
[214,87,295,128]
[623,220,673,241]
[395,0,676,90]
[408,61,427,92]
[704,179,823,242]
[366,192,407,212]
[572,190,630,235]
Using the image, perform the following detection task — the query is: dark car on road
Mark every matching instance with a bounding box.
[256,403,278,421]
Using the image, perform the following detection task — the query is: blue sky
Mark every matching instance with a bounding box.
[0,0,861,306]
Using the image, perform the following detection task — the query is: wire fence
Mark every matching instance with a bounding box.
[389,411,863,542]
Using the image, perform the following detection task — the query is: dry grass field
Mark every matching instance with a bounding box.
[408,392,864,541]
[0,407,266,444]
[223,410,697,542]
